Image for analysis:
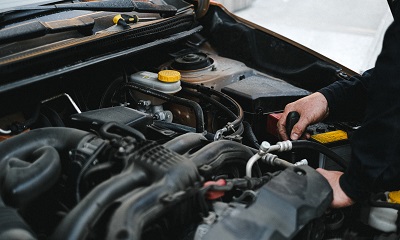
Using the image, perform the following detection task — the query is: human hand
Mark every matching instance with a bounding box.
[277,92,329,140]
[316,168,354,208]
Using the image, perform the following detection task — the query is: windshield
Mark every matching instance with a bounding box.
[1,0,57,10]
[236,0,393,73]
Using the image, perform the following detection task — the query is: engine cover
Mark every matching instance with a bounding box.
[198,166,332,240]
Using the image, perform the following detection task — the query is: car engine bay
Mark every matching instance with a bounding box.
[0,1,399,239]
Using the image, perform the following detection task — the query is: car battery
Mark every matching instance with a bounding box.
[265,112,354,170]
[308,123,352,170]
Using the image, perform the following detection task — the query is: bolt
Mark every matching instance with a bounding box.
[260,141,270,152]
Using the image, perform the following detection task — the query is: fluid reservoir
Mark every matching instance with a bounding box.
[160,51,254,91]
[365,191,400,233]
[129,70,181,105]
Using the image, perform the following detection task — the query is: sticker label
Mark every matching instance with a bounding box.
[311,130,348,144]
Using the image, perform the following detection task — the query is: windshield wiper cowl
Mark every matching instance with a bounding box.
[14,0,177,17]
[0,16,94,44]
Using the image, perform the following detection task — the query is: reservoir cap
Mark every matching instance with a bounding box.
[389,191,400,203]
[158,70,181,82]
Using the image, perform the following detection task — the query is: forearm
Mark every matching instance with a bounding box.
[318,71,371,121]
[339,19,400,201]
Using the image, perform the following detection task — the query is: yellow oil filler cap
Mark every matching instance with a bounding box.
[158,70,181,83]
[388,190,400,203]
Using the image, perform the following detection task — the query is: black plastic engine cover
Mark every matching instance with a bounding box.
[201,166,332,240]
[222,75,310,113]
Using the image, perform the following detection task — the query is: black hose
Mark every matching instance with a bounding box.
[180,88,237,121]
[292,140,348,168]
[153,121,214,140]
[105,142,200,240]
[0,128,92,163]
[189,140,254,168]
[0,128,93,204]
[2,146,61,208]
[76,123,146,202]
[180,87,246,137]
[242,121,260,149]
[181,81,244,130]
[0,205,36,240]
[106,181,168,240]
[82,161,115,183]
[0,128,93,240]
[121,82,205,133]
[50,165,149,240]
[99,122,146,141]
[75,141,107,202]
[0,189,35,240]
[163,132,208,155]
[53,139,200,240]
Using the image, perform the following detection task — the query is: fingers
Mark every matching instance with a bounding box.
[277,111,289,140]
[315,167,327,175]
[277,108,305,140]
[277,92,329,140]
[316,168,354,208]
[290,117,308,140]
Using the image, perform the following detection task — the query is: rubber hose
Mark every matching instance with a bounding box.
[0,206,36,240]
[163,132,207,155]
[182,82,246,139]
[180,88,237,121]
[99,121,146,141]
[181,81,243,130]
[122,83,205,133]
[180,87,245,137]
[242,121,260,149]
[153,121,214,140]
[292,140,348,168]
[0,128,93,207]
[82,162,115,183]
[189,140,254,167]
[2,146,61,208]
[50,165,148,240]
[0,128,92,240]
[0,128,92,165]
[106,181,168,240]
[75,141,106,202]
[106,143,200,240]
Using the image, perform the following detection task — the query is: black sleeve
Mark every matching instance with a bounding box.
[338,19,400,201]
[318,70,371,121]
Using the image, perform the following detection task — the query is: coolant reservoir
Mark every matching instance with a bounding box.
[366,191,400,233]
[129,70,181,105]
[160,51,254,91]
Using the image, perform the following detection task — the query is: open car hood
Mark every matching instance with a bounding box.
[0,1,396,240]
